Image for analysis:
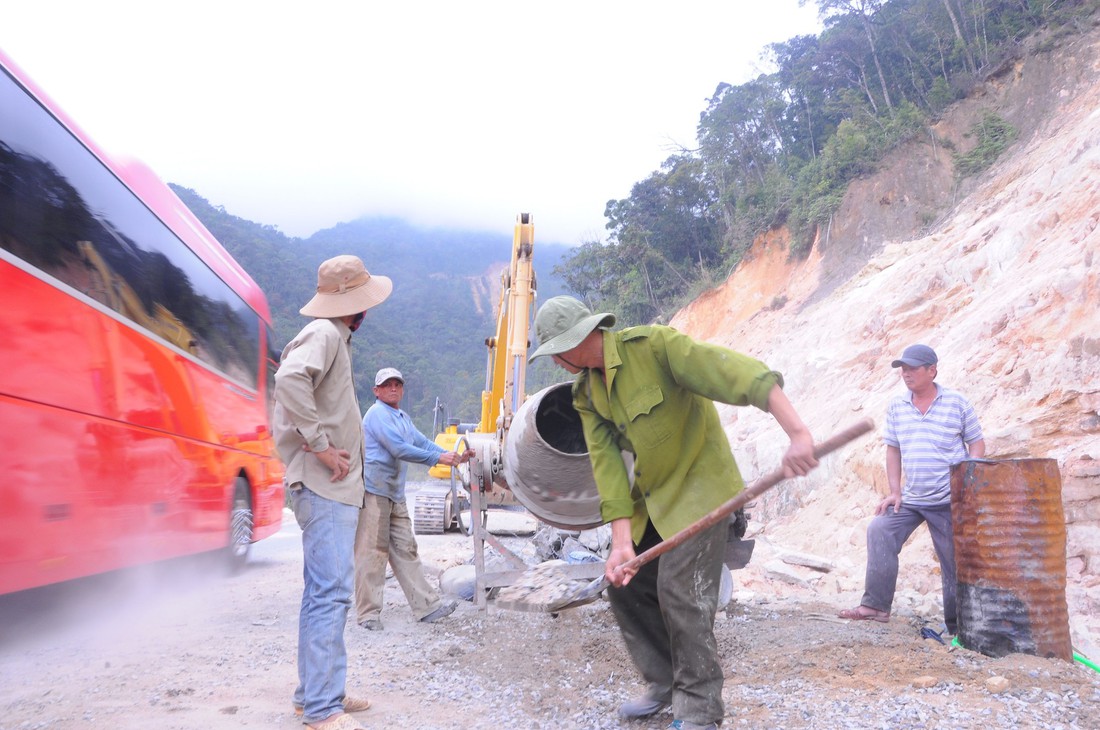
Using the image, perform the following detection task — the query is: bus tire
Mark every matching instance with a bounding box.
[228,477,253,571]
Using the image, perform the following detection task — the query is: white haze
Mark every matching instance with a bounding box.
[0,519,302,657]
[1,1,821,244]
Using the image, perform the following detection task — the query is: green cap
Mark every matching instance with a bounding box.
[529,296,616,363]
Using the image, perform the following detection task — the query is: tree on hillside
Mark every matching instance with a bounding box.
[940,0,979,75]
[807,0,895,113]
[552,0,1096,325]
[561,155,722,325]
[768,34,843,162]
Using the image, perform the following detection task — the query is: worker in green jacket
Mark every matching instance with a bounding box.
[530,296,817,730]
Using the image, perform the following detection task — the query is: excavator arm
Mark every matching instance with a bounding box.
[415,213,537,533]
[478,212,536,438]
[414,213,604,609]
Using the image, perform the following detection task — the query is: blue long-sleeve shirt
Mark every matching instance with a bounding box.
[362,401,445,502]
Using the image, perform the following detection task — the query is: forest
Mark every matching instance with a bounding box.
[173,187,571,432]
[554,0,1098,325]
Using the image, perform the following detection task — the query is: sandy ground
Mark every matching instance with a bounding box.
[3,490,1099,730]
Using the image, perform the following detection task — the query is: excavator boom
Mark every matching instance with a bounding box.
[416,213,538,531]
[414,213,604,610]
[479,213,536,436]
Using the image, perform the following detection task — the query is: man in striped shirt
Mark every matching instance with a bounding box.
[839,344,985,634]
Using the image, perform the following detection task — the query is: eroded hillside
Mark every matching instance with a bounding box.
[672,26,1100,658]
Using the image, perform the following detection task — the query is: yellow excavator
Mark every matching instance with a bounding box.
[411,213,607,608]
[411,401,475,533]
[412,214,603,534]
[413,212,540,534]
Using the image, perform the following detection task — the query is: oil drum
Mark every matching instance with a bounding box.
[951,458,1072,661]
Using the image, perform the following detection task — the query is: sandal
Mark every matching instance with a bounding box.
[294,696,372,717]
[306,712,367,730]
[838,605,890,623]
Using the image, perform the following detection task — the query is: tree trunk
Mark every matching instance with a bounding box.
[861,14,894,112]
[942,0,978,75]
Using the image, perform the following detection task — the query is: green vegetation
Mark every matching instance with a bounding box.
[553,0,1097,326]
[953,112,1017,178]
[173,186,571,435]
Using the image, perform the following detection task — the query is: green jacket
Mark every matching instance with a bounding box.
[571,325,781,544]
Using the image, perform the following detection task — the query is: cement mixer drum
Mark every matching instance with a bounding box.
[502,382,603,530]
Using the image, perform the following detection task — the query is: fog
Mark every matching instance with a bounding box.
[1,2,822,244]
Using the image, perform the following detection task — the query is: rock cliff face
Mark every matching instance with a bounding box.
[671,28,1100,657]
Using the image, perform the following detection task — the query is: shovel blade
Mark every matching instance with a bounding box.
[724,538,756,570]
[545,575,610,612]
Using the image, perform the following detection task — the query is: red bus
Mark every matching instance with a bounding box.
[0,48,285,595]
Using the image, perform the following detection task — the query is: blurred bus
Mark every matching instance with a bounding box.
[0,48,285,595]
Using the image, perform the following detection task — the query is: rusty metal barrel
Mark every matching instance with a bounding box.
[951,458,1073,661]
[502,382,603,530]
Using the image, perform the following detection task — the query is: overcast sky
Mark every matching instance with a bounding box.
[2,1,821,245]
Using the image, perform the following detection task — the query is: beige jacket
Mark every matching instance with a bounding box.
[273,318,365,507]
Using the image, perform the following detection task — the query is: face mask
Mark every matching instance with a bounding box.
[349,311,366,332]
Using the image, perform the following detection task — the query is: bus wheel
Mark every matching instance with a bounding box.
[228,477,253,571]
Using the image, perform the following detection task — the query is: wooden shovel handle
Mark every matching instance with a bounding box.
[620,418,876,575]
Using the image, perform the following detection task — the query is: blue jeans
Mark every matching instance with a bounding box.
[290,486,360,723]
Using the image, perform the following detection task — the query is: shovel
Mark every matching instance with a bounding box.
[494,418,874,613]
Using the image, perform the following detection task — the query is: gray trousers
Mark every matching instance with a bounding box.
[862,502,957,633]
[607,520,727,726]
[354,493,441,622]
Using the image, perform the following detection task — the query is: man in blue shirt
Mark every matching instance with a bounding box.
[839,344,985,633]
[353,367,470,630]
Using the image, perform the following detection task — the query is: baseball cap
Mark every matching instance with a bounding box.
[891,344,938,368]
[374,367,405,386]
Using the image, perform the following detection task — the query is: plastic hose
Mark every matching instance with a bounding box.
[1074,650,1100,674]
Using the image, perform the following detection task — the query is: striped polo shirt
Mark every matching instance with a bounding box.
[883,384,984,506]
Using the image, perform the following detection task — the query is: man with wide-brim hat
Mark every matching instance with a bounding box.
[528,295,616,364]
[298,254,393,320]
[274,254,391,730]
[531,295,818,730]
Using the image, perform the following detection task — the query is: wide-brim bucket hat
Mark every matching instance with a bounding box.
[529,295,615,362]
[300,255,393,318]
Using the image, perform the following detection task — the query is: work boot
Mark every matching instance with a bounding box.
[420,600,457,623]
[668,721,719,730]
[618,686,671,719]
[359,619,384,631]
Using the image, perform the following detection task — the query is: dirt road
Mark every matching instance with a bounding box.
[3,494,1098,730]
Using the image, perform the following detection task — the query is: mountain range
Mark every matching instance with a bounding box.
[172,188,573,431]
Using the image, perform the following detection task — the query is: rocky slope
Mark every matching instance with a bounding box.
[671,26,1100,659]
